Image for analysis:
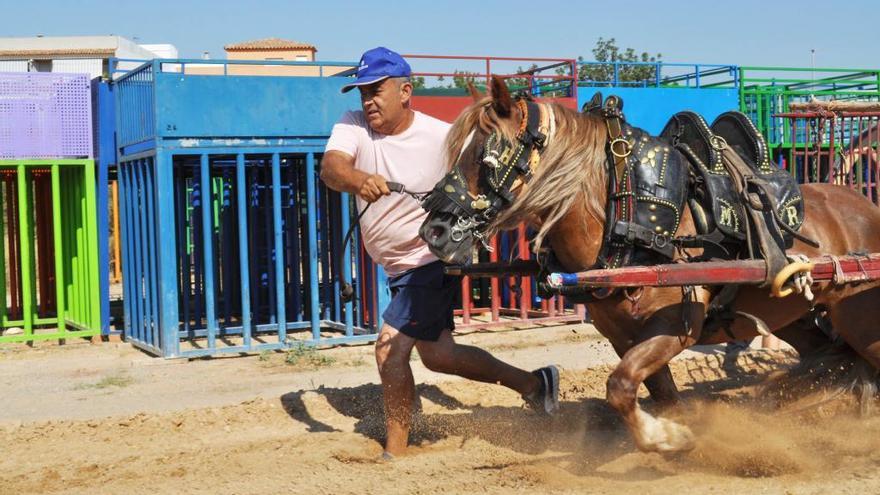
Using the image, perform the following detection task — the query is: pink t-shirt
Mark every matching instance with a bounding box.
[325,110,451,275]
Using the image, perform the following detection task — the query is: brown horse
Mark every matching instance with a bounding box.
[419,76,880,453]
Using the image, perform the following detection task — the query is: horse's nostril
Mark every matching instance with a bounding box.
[429,226,445,242]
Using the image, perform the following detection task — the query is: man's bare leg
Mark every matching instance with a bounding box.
[415,330,540,396]
[374,324,417,456]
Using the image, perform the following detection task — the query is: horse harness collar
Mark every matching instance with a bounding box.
[420,98,552,247]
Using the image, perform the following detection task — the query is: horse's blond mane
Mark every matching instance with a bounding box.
[444,99,608,251]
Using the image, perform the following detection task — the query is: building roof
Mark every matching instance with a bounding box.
[224,37,316,51]
[0,48,116,58]
[0,35,165,60]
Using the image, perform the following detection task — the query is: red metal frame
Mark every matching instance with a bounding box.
[403,54,579,92]
[777,110,880,204]
[453,230,585,331]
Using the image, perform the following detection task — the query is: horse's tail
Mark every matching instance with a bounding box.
[761,340,879,417]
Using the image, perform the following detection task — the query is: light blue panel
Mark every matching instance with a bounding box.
[155,74,360,138]
[577,87,739,135]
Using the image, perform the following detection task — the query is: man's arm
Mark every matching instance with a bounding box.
[320,150,391,203]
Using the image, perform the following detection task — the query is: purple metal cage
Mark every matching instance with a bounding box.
[0,72,93,159]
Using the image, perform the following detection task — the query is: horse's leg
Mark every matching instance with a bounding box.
[773,314,833,358]
[610,340,681,405]
[644,366,681,405]
[606,300,706,453]
[827,287,880,370]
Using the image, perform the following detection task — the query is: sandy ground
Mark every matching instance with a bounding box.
[1,323,878,495]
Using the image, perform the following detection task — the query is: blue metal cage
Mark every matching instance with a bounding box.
[112,58,389,358]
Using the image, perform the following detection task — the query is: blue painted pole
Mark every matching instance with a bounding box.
[118,162,133,339]
[155,149,180,357]
[200,153,217,350]
[305,153,320,340]
[340,192,353,337]
[236,154,252,348]
[132,160,146,344]
[271,153,287,343]
[143,159,160,348]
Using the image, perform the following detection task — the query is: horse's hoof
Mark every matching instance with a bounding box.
[636,410,696,454]
[654,417,696,453]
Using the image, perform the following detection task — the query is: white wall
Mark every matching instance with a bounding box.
[52,59,103,78]
[0,60,28,72]
[140,44,178,59]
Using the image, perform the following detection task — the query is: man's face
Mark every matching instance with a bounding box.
[358,78,411,134]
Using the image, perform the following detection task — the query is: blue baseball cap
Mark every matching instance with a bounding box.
[341,46,412,93]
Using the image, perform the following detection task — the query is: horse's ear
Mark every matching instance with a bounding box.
[489,76,513,118]
[466,81,483,101]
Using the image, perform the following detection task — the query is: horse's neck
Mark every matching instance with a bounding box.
[541,107,609,271]
[546,197,606,272]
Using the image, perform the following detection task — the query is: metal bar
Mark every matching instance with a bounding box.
[236,154,252,348]
[118,164,133,338]
[143,159,160,347]
[84,160,101,333]
[154,149,180,357]
[549,254,880,290]
[16,165,33,335]
[50,165,66,333]
[340,192,353,337]
[305,153,320,340]
[517,225,529,320]
[461,276,471,324]
[132,161,146,344]
[200,153,217,349]
[271,153,287,343]
[74,169,86,327]
[490,237,500,322]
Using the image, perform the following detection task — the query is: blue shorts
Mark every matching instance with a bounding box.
[381,261,457,341]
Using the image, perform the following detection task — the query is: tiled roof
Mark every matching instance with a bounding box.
[224,38,316,51]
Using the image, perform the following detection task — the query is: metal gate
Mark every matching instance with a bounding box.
[777,102,880,201]
[112,58,393,357]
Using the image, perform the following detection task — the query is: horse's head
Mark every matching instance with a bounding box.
[419,76,552,264]
[420,77,608,266]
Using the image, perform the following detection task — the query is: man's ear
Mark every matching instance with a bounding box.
[400,79,413,105]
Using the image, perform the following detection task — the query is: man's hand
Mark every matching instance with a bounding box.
[358,174,392,203]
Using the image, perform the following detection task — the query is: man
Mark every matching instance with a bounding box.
[320,47,559,458]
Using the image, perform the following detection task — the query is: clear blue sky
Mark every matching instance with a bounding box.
[3,0,878,69]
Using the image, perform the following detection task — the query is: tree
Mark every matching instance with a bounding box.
[411,76,426,90]
[451,70,479,89]
[578,37,662,85]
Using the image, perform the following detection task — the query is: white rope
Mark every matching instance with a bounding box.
[787,253,815,302]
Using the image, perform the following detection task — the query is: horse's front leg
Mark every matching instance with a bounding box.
[606,299,706,453]
[610,340,681,406]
